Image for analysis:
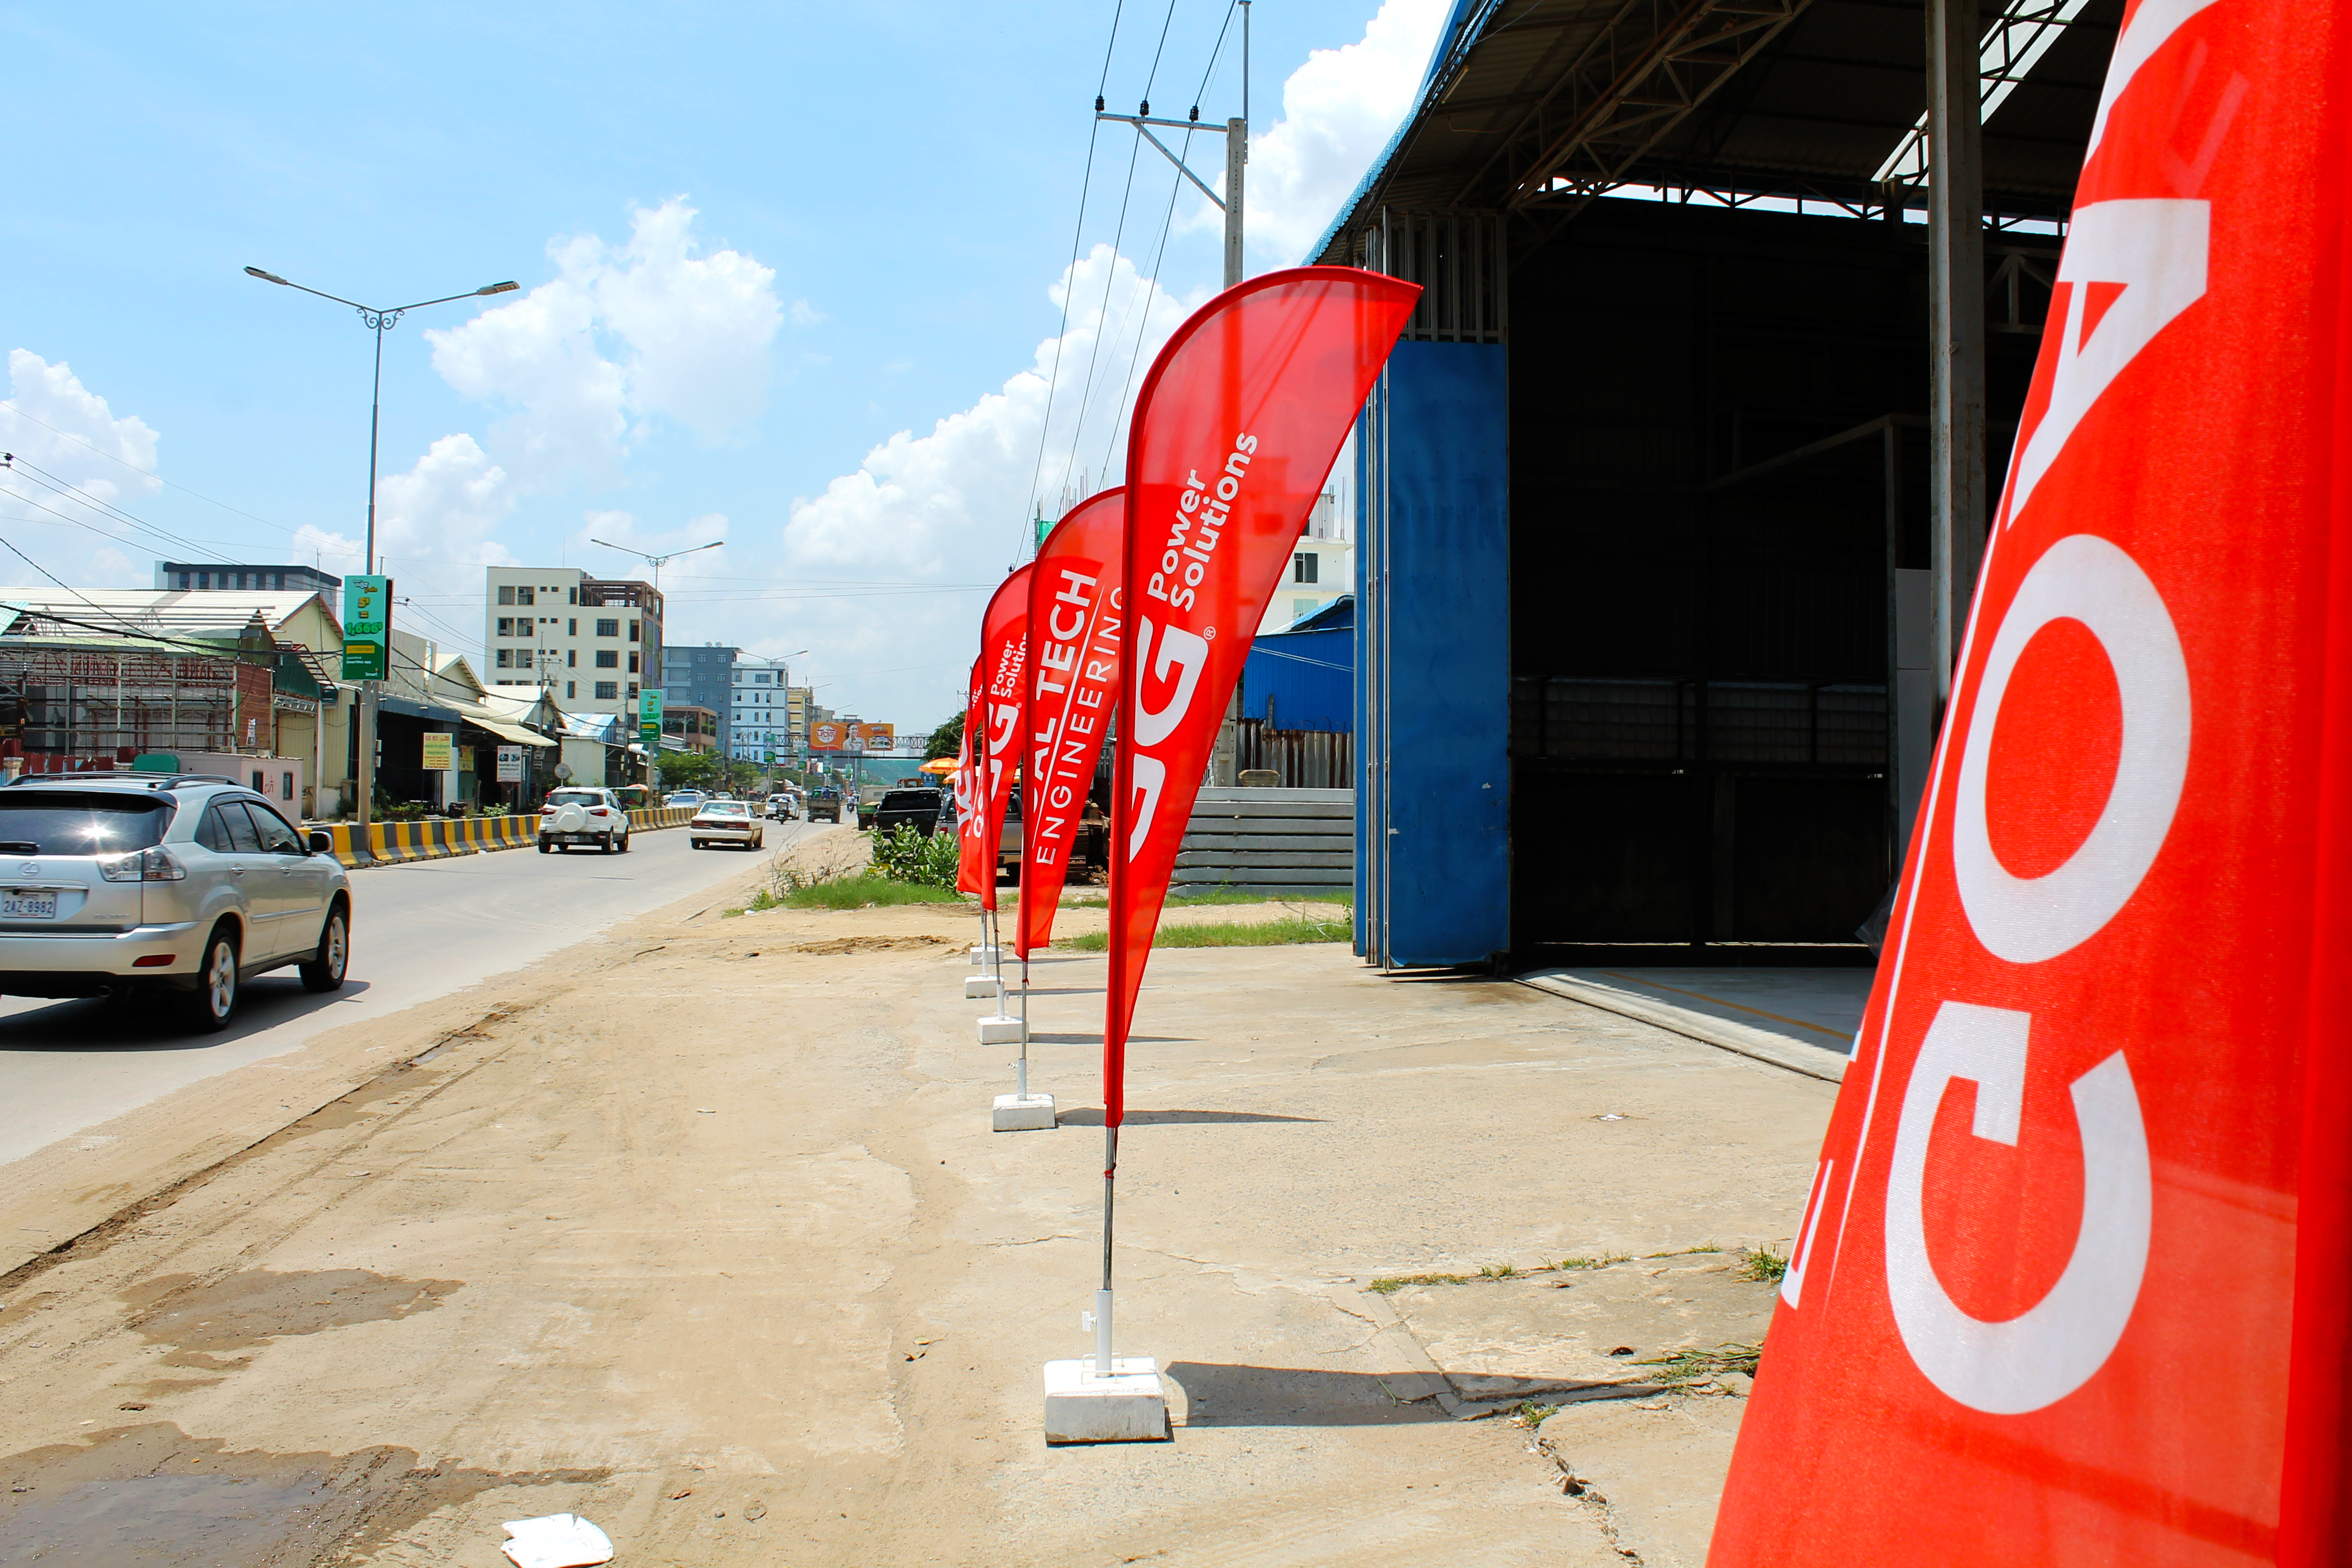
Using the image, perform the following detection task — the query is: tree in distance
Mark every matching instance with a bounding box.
[925,712,964,761]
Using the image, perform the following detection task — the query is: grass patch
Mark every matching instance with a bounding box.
[1555,1253,1632,1271]
[1511,1402,1560,1428]
[781,874,964,911]
[1735,1244,1789,1284]
[1368,1273,1471,1294]
[722,887,786,918]
[1633,1342,1760,1387]
[1055,914,1349,951]
[1643,1242,1724,1258]
[1480,1262,1517,1280]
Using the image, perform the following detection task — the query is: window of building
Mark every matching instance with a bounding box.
[595,681,618,700]
[177,572,191,589]
[627,652,639,673]
[499,585,515,605]
[596,618,619,638]
[568,618,577,635]
[1293,552,1317,584]
[566,680,576,699]
[627,620,640,642]
[495,650,513,669]
[755,673,770,684]
[595,650,619,668]
[627,683,638,699]
[518,586,535,606]
[496,617,515,636]
[568,587,578,604]
[197,571,211,590]
[567,650,576,668]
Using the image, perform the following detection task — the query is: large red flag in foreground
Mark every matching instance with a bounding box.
[1106,268,1418,1123]
[1017,488,1125,959]
[1712,2,2352,1561]
[954,658,987,897]
[974,565,1032,914]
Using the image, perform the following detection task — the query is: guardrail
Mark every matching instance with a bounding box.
[308,805,699,869]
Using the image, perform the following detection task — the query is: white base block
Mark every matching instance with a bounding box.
[1043,1358,1169,1444]
[977,1013,1027,1046]
[965,974,1003,999]
[993,1092,1056,1132]
[969,944,1001,966]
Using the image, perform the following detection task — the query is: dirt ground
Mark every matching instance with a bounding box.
[0,830,1831,1566]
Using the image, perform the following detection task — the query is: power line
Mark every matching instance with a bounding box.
[1014,1,1134,566]
[1058,132,1147,507]
[0,400,300,541]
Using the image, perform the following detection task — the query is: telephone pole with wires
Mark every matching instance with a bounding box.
[1096,0,1249,290]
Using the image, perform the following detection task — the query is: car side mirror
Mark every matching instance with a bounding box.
[307,830,335,855]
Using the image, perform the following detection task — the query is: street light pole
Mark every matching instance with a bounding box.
[245,266,519,838]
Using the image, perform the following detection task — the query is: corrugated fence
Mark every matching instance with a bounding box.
[1175,787,1354,896]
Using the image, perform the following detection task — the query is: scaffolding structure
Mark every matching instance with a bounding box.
[0,638,272,768]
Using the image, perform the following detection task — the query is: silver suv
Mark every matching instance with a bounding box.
[0,773,352,1032]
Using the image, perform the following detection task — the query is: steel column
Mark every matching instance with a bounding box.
[1926,0,1987,703]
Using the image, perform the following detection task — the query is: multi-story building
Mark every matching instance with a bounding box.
[157,561,341,595]
[661,644,739,753]
[1257,491,1351,634]
[481,567,663,723]
[728,654,794,760]
[785,685,814,749]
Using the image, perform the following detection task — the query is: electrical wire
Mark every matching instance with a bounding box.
[1058,133,1146,509]
[1012,0,1132,567]
[0,400,300,540]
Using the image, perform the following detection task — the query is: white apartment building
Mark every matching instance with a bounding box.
[1257,492,1352,634]
[728,654,796,760]
[482,566,665,722]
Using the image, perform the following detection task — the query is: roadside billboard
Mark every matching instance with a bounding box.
[639,690,662,750]
[810,720,847,751]
[496,745,524,783]
[420,732,453,772]
[340,574,390,681]
[856,722,895,753]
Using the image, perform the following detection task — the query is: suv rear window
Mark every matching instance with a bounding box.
[0,793,171,855]
[547,790,606,807]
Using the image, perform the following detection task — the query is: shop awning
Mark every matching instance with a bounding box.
[456,710,558,748]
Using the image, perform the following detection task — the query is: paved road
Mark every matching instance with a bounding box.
[0,820,832,1167]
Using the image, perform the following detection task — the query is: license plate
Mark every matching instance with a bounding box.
[3,892,57,919]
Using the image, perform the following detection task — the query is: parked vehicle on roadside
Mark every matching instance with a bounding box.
[538,787,630,854]
[874,787,943,838]
[689,799,766,851]
[856,792,881,831]
[0,772,351,1032]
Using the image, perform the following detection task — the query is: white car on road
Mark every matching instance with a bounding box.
[688,799,765,851]
[538,788,631,854]
[0,772,351,1031]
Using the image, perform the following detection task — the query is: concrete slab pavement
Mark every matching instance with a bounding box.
[0,882,1836,1566]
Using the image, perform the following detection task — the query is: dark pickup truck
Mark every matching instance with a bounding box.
[807,789,842,824]
[874,787,944,837]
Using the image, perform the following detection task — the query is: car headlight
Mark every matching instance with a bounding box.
[99,847,187,882]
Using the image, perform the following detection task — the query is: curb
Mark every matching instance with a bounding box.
[311,806,698,870]
[1513,968,1852,1084]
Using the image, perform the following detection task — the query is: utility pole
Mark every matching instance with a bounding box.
[1097,0,1250,788]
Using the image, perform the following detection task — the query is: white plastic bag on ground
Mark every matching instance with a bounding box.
[500,1513,614,1568]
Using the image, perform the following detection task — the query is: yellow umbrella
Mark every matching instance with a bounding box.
[919,756,956,776]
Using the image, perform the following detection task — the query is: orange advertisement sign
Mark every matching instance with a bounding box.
[809,721,847,752]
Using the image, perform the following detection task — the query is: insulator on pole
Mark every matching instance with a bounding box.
[1139,99,1150,116]
[1095,95,1105,112]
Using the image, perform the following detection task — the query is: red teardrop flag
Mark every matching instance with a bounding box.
[1105,267,1419,1124]
[954,657,987,897]
[1711,2,2352,1561]
[1017,488,1125,959]
[974,565,1033,914]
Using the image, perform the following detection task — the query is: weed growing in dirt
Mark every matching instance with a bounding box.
[1633,1342,1761,1387]
[1735,1244,1789,1284]
[1056,914,1349,951]
[1481,1262,1517,1279]
[870,824,959,888]
[721,888,786,918]
[1554,1253,1631,1271]
[1643,1242,1724,1258]
[782,874,962,911]
[1511,1402,1560,1428]
[1367,1273,1471,1294]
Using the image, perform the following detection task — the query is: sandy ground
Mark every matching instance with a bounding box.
[0,830,1832,1566]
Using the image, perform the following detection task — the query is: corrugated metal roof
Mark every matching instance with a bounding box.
[1316,0,2119,263]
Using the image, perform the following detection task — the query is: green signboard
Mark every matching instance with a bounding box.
[639,689,662,750]
[340,574,390,681]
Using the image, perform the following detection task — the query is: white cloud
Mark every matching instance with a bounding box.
[1179,0,1451,264]
[373,434,518,569]
[1,350,165,586]
[424,197,785,485]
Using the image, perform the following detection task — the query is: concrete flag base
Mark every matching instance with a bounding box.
[1042,1358,1170,1444]
[992,1092,1055,1132]
[965,974,1002,999]
[977,1013,1026,1046]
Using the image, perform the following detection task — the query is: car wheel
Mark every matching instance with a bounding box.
[300,906,349,993]
[620,833,631,853]
[601,833,614,854]
[180,925,239,1032]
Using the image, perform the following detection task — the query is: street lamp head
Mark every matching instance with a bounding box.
[244,266,290,285]
[477,281,521,295]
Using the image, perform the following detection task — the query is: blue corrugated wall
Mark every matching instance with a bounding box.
[1357,339,1510,967]
[1241,624,1352,731]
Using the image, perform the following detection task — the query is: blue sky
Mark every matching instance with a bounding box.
[1,0,1444,728]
